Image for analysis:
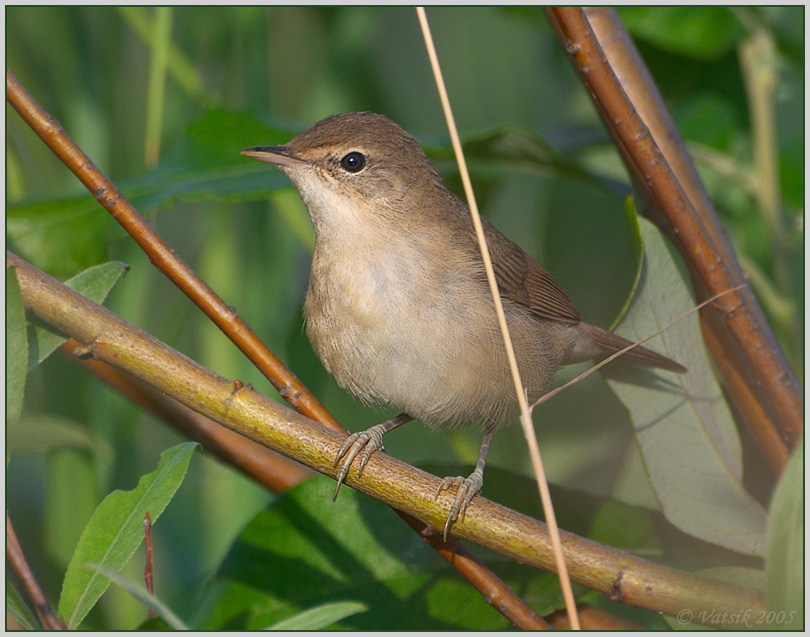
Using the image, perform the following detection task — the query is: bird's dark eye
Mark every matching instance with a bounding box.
[340,151,366,173]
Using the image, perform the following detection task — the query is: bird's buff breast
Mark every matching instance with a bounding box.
[303,237,520,428]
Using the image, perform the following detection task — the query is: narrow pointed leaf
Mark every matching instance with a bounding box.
[26,261,128,370]
[6,583,40,630]
[58,442,197,629]
[266,601,368,630]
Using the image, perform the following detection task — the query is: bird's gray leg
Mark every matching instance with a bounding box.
[436,423,496,540]
[333,412,413,500]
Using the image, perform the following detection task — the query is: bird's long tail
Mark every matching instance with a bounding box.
[578,322,687,373]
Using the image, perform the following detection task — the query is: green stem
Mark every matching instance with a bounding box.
[736,11,799,353]
[144,7,173,168]
[118,7,207,102]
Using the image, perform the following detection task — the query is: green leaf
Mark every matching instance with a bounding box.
[26,261,128,370]
[6,108,296,274]
[603,215,767,556]
[430,124,600,185]
[143,7,173,168]
[6,582,40,630]
[266,601,368,630]
[130,107,297,210]
[6,266,28,426]
[135,616,172,631]
[618,7,745,59]
[6,196,115,280]
[87,563,189,630]
[58,442,198,629]
[199,477,525,630]
[765,437,803,629]
[588,500,660,552]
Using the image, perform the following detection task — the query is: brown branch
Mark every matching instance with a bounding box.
[6,67,547,630]
[143,513,155,619]
[545,8,802,474]
[403,518,551,629]
[64,343,315,493]
[8,252,766,628]
[7,616,25,631]
[7,514,66,630]
[5,68,339,433]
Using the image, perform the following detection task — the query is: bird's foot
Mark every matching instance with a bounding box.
[435,469,484,540]
[332,423,388,500]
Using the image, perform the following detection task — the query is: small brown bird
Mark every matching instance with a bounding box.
[243,112,684,537]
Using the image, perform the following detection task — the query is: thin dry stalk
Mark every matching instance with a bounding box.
[547,605,642,630]
[143,513,155,619]
[416,6,579,629]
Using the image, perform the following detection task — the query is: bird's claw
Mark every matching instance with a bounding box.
[332,425,387,500]
[436,472,484,541]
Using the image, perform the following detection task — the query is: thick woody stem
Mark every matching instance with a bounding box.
[546,8,802,474]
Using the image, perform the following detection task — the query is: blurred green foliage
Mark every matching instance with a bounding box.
[6,6,803,629]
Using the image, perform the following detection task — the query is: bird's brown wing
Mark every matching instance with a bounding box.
[479,216,581,324]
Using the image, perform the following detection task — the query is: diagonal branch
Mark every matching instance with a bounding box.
[8,251,766,628]
[545,8,802,474]
[63,343,315,493]
[5,68,339,433]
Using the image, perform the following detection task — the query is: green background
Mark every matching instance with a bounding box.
[6,6,803,629]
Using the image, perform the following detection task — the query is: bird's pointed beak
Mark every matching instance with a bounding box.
[241,145,309,168]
